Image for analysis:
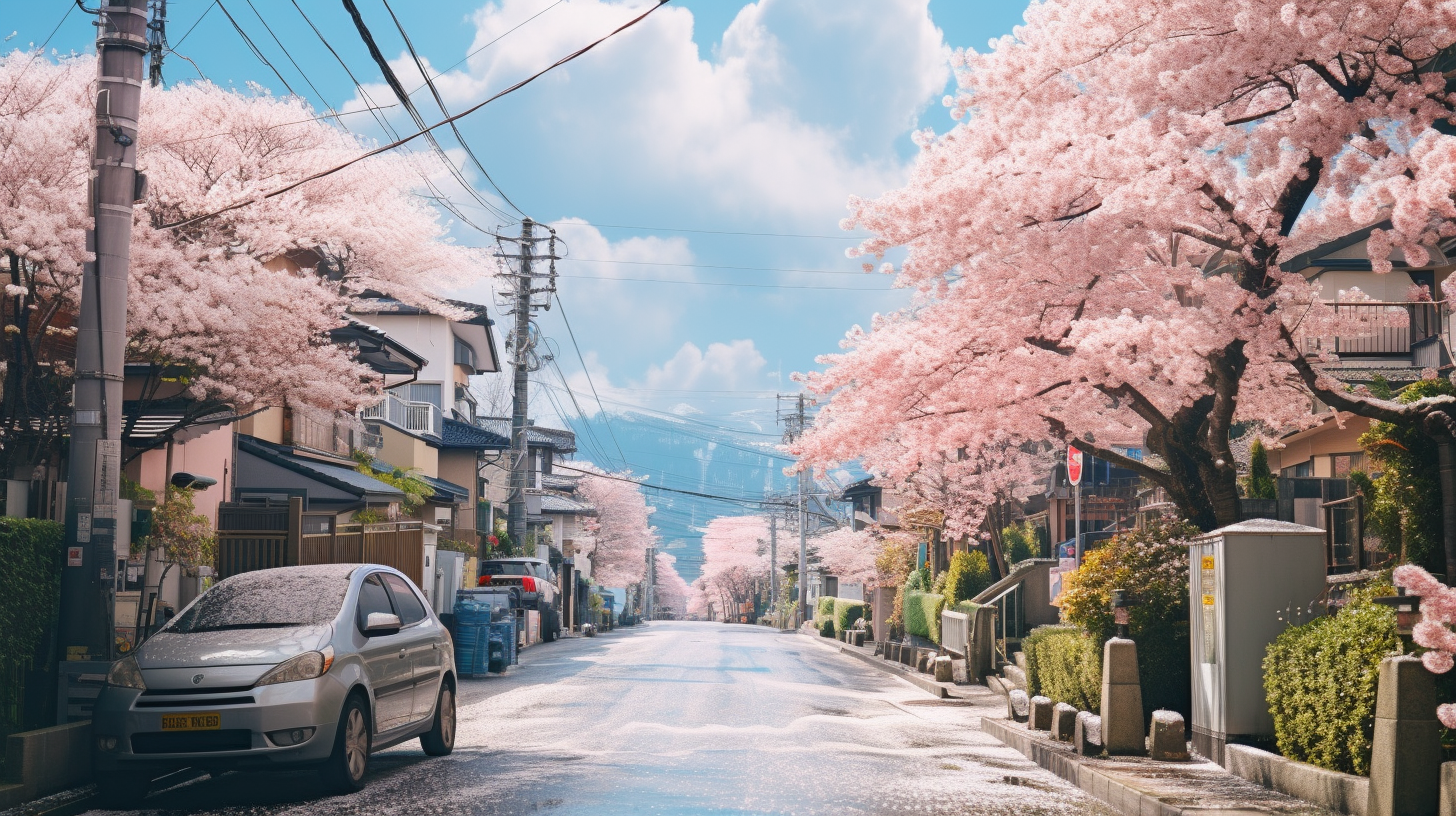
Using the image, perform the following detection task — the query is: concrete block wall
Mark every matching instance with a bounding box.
[0,720,92,809]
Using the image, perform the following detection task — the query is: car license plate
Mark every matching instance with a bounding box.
[161,712,221,731]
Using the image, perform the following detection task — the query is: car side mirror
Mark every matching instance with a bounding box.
[363,612,402,636]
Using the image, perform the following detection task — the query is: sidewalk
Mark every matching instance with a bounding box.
[980,714,1338,816]
[795,628,969,700]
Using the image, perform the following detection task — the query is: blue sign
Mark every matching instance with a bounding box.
[1056,539,1077,560]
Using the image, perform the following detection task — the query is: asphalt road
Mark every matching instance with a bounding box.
[92,622,1112,816]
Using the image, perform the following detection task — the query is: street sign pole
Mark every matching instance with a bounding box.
[1068,446,1084,566]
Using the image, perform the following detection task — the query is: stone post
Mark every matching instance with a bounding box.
[1100,637,1144,755]
[1029,695,1054,731]
[1368,655,1441,816]
[933,655,953,683]
[1052,703,1077,742]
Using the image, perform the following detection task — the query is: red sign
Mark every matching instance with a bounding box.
[1067,446,1084,484]
[67,546,83,567]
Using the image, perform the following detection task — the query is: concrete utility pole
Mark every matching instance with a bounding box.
[59,0,148,662]
[146,0,167,88]
[507,219,533,553]
[778,393,811,627]
[768,514,777,618]
[644,545,656,619]
[495,219,558,563]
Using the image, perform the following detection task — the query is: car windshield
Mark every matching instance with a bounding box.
[168,565,352,633]
[482,562,532,576]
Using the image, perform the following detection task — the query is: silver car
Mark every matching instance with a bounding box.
[92,563,456,807]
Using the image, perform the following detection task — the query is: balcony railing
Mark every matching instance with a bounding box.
[360,391,442,438]
[288,407,367,458]
[1295,301,1441,357]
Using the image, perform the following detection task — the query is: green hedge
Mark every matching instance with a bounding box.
[0,519,64,736]
[819,618,835,637]
[944,551,991,606]
[952,600,981,617]
[902,590,945,643]
[1023,625,1102,712]
[815,595,837,625]
[833,599,865,635]
[1263,600,1403,775]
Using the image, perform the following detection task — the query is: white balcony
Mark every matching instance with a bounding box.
[361,391,442,438]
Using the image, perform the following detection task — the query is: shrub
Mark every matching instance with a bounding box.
[1002,521,1040,564]
[833,599,866,635]
[1356,377,1455,571]
[905,565,930,592]
[819,618,835,638]
[944,551,992,607]
[1263,596,1403,775]
[902,590,945,643]
[952,600,981,617]
[0,519,64,735]
[1244,439,1277,500]
[1022,624,1102,712]
[815,595,837,625]
[1060,516,1198,721]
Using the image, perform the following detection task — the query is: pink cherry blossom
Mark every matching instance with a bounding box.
[575,467,657,589]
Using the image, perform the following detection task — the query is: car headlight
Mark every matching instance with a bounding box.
[255,646,334,687]
[107,655,146,690]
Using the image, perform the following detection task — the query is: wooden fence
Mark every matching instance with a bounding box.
[218,497,425,587]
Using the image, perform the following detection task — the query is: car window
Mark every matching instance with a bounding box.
[382,573,427,626]
[482,562,530,576]
[168,565,351,633]
[356,573,396,630]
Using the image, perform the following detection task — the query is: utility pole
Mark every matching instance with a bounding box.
[59,0,148,663]
[146,0,167,88]
[495,219,557,565]
[768,514,777,620]
[644,545,656,619]
[778,393,811,627]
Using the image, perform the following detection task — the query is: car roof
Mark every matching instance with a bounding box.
[484,557,547,564]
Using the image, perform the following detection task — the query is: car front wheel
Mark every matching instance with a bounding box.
[324,696,372,794]
[421,683,455,756]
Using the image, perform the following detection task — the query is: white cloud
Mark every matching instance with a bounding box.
[344,0,951,226]
[642,339,768,392]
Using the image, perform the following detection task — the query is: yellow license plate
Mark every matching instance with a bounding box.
[161,712,221,731]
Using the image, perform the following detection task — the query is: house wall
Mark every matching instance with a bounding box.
[1267,415,1372,476]
[238,407,285,445]
[377,425,439,476]
[438,449,479,535]
[133,426,233,526]
[355,313,454,387]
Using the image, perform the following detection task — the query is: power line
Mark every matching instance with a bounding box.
[568,258,879,277]
[0,1,76,111]
[214,0,297,96]
[160,0,674,230]
[169,0,214,51]
[412,0,564,89]
[554,273,892,292]
[380,0,523,216]
[554,292,628,466]
[553,463,770,506]
[339,0,515,224]
[244,0,331,105]
[586,223,868,240]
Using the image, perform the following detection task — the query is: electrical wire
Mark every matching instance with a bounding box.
[0,1,77,110]
[568,257,879,277]
[244,0,332,106]
[554,292,628,465]
[411,0,563,90]
[586,223,868,240]
[380,0,523,216]
[215,0,298,96]
[339,0,516,225]
[553,462,771,506]
[160,0,674,230]
[553,274,892,292]
[169,0,215,51]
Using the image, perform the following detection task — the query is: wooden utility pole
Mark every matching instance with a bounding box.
[59,0,148,662]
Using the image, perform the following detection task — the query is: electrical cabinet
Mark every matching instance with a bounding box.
[432,550,465,616]
[1188,519,1325,765]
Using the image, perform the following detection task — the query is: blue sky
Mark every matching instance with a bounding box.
[9,0,1030,569]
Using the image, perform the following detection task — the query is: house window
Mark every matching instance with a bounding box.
[454,336,477,372]
[1331,452,1364,477]
[397,382,441,410]
[1284,461,1313,478]
[454,384,477,423]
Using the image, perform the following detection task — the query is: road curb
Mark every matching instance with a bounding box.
[795,631,964,699]
[980,716,1328,816]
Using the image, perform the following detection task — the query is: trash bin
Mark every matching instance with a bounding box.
[454,589,516,678]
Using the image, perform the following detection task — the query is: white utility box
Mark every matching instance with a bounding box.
[1188,519,1325,764]
[433,550,465,615]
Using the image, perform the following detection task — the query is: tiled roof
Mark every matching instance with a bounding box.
[478,418,577,453]
[440,417,509,449]
[238,435,404,499]
[537,493,595,515]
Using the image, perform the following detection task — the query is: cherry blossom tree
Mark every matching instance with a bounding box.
[0,53,484,475]
[809,527,878,586]
[698,515,772,615]
[653,550,692,618]
[796,0,1456,534]
[576,468,656,589]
